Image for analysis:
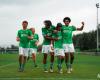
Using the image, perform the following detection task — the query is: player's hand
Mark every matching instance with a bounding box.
[81,22,84,26]
[35,41,38,46]
[50,44,54,50]
[53,30,58,33]
[54,38,58,41]
[16,37,20,41]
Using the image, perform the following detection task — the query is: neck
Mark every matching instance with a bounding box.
[23,28,27,30]
[65,25,69,27]
[46,26,50,29]
[32,33,35,34]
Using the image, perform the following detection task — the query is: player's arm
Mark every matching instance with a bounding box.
[28,36,33,40]
[77,22,84,31]
[50,40,54,50]
[42,28,53,40]
[35,35,39,46]
[16,31,20,41]
[28,30,33,40]
[52,36,59,41]
[53,30,58,33]
[44,35,53,40]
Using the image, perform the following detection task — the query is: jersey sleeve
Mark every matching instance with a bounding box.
[51,25,55,30]
[28,30,32,36]
[37,34,39,41]
[72,25,76,31]
[17,30,20,38]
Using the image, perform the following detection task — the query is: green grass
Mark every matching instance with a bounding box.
[0,53,100,80]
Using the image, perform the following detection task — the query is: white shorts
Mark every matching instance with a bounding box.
[42,45,51,54]
[29,48,37,54]
[63,44,75,53]
[54,48,65,56]
[19,47,29,57]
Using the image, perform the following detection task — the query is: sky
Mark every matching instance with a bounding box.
[0,0,100,47]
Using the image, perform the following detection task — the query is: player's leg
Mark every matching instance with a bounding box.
[31,48,37,67]
[49,44,54,72]
[70,53,74,71]
[43,53,48,72]
[63,44,71,73]
[32,53,37,67]
[27,48,30,61]
[50,52,54,72]
[54,48,63,73]
[20,48,29,71]
[61,56,64,65]
[57,55,63,73]
[18,47,25,72]
[65,53,69,67]
[22,56,27,70]
[60,49,65,66]
[59,49,65,73]
[42,45,49,72]
[18,55,24,71]
[69,44,75,72]
[65,52,71,73]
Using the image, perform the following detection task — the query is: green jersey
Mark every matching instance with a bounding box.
[62,25,76,44]
[29,33,39,48]
[17,29,32,48]
[42,25,55,45]
[52,31,63,48]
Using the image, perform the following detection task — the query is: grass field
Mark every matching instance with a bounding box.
[0,53,100,80]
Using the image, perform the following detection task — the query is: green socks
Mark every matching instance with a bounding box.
[57,58,61,70]
[44,64,47,70]
[50,63,53,69]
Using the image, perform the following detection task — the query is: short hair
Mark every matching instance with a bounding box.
[44,20,52,26]
[63,17,71,22]
[22,20,28,24]
[57,23,62,27]
[30,27,35,30]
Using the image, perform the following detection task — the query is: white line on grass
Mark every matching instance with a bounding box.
[0,78,97,80]
[0,63,16,68]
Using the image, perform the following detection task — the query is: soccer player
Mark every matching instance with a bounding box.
[42,20,55,72]
[29,28,39,67]
[52,23,65,73]
[62,17,84,73]
[16,21,33,72]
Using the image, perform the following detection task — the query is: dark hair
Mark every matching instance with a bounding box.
[57,23,62,27]
[63,17,71,22]
[44,20,52,26]
[22,20,28,24]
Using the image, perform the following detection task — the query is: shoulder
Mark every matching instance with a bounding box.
[35,33,38,36]
[27,29,32,32]
[42,27,46,30]
[61,25,66,29]
[27,29,31,31]
[52,25,55,27]
[70,25,76,31]
[51,25,55,29]
[71,25,76,29]
[71,25,76,28]
[18,29,22,33]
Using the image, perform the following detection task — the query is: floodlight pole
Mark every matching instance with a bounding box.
[96,3,99,52]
